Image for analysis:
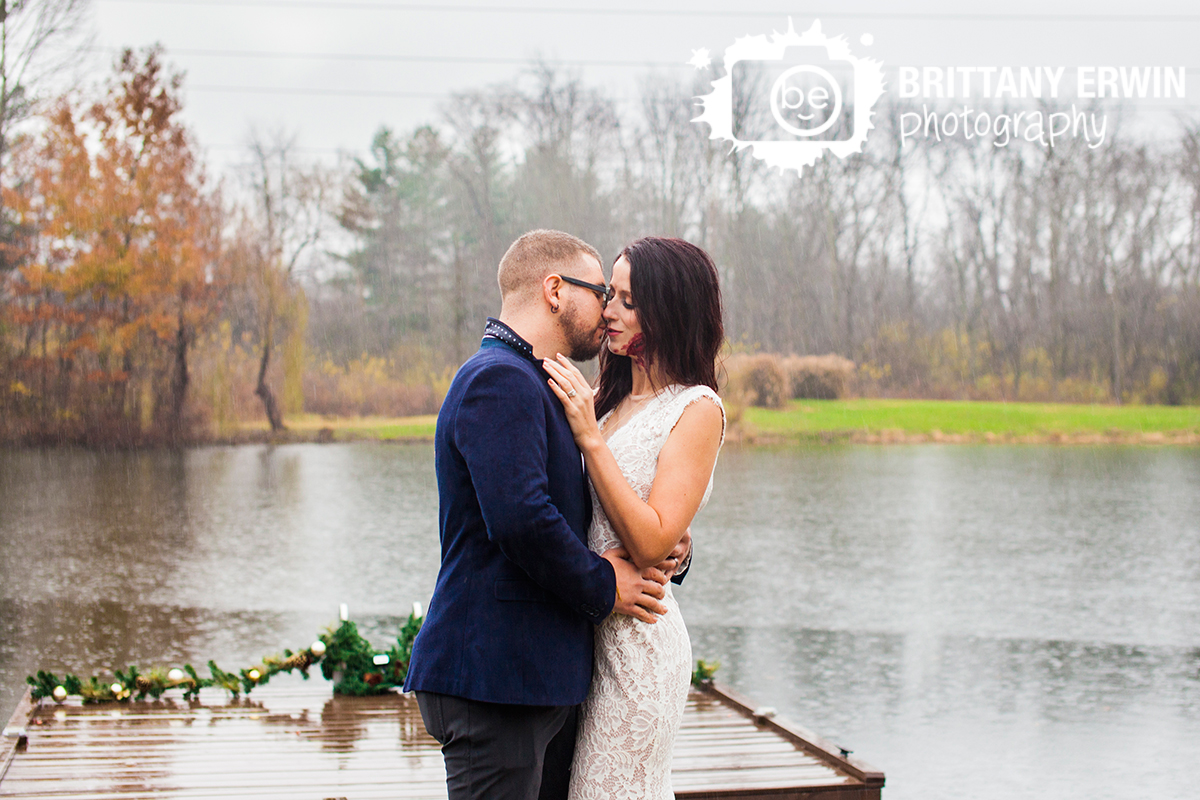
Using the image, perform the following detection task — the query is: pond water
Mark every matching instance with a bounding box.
[1,443,1197,799]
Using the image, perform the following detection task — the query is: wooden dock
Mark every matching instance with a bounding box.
[1,676,883,799]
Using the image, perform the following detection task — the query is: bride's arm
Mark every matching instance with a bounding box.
[585,400,722,568]
[544,356,723,569]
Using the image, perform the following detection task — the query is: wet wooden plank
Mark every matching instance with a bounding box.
[0,677,883,799]
[0,689,35,785]
[697,684,886,789]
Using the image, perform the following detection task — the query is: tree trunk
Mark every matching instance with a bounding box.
[169,296,189,443]
[452,241,467,365]
[1012,341,1023,399]
[255,317,285,432]
[1110,289,1123,405]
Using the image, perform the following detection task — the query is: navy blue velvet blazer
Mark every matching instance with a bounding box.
[404,333,616,706]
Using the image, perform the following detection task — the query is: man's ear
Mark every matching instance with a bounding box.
[543,274,564,313]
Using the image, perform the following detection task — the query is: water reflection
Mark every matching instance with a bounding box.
[690,625,1200,727]
[0,444,441,615]
[684,445,1200,646]
[1,442,1198,800]
[688,623,1200,800]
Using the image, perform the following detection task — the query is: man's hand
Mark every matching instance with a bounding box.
[654,527,692,580]
[602,547,667,624]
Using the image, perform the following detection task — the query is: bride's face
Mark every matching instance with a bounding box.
[603,256,643,358]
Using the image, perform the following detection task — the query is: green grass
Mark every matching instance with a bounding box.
[743,399,1200,440]
[335,417,438,440]
[233,414,438,441]
[232,401,1200,445]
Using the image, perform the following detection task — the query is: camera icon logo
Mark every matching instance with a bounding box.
[770,65,842,137]
[694,20,886,174]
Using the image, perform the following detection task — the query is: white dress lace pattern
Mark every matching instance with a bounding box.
[567,384,725,800]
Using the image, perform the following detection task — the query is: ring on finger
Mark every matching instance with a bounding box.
[567,389,577,398]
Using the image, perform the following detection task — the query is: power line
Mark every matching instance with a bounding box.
[185,85,653,104]
[182,84,1200,108]
[96,1,1200,22]
[188,85,445,98]
[87,46,688,68]
[203,143,342,153]
[90,46,1200,74]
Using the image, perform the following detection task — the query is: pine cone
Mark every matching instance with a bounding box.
[135,675,152,692]
[283,652,311,670]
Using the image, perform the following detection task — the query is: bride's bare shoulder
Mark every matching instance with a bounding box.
[666,391,724,449]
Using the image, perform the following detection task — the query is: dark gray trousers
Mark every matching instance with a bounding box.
[416,691,579,800]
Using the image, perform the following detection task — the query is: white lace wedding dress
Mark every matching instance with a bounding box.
[567,384,725,800]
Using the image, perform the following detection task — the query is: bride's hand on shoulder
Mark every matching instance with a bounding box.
[543,354,602,449]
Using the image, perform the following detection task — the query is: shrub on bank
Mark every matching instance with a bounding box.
[303,356,438,418]
[781,354,855,400]
[723,352,857,411]
[722,353,789,410]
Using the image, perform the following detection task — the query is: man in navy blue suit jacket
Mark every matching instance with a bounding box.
[404,230,679,800]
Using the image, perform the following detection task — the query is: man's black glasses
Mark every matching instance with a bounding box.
[558,275,614,304]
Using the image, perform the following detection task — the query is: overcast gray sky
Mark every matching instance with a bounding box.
[79,0,1200,171]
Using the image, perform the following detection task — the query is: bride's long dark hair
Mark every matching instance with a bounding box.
[593,237,724,420]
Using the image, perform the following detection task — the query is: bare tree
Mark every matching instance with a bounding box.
[441,89,513,361]
[511,64,621,252]
[625,74,710,238]
[1,0,89,155]
[241,130,334,431]
[1,0,90,271]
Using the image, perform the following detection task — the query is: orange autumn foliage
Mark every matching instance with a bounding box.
[1,47,225,443]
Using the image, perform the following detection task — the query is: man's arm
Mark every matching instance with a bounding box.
[456,363,665,621]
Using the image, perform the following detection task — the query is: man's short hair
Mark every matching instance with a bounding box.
[497,230,603,302]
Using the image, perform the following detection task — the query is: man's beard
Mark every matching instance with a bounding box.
[559,301,603,361]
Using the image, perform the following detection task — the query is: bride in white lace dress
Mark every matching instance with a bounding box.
[543,237,726,800]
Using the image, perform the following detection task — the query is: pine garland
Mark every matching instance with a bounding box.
[28,610,720,704]
[27,611,424,704]
[691,659,721,686]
